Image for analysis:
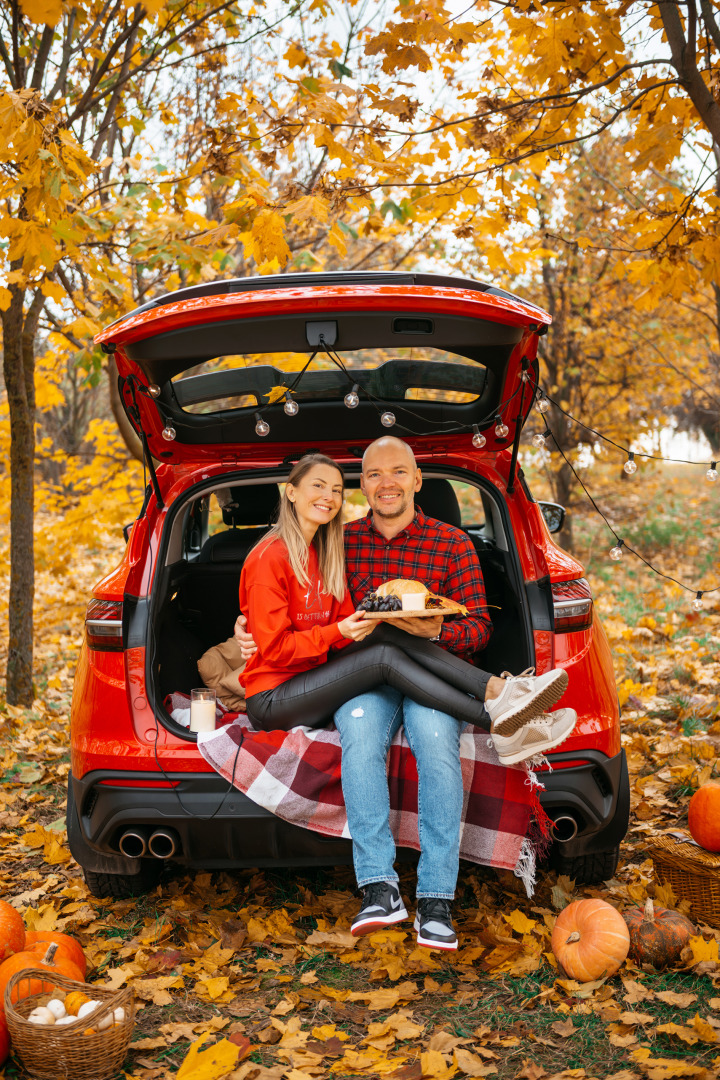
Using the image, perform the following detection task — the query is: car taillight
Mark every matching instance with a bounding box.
[552,578,593,632]
[86,598,123,651]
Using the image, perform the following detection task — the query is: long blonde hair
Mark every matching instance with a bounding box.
[256,454,346,601]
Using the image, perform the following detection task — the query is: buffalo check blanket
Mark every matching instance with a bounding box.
[169,694,551,894]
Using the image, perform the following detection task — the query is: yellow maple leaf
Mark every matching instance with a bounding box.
[685,935,719,964]
[247,209,290,269]
[503,909,537,935]
[176,1034,240,1080]
[18,0,62,25]
[421,1048,457,1079]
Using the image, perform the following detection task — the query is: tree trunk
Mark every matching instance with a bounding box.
[551,458,575,552]
[2,285,42,705]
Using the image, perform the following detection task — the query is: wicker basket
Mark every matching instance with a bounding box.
[4,967,135,1080]
[651,834,720,929]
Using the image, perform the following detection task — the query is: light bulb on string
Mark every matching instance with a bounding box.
[255,413,270,437]
[283,393,299,416]
[471,425,486,449]
[148,383,161,398]
[691,591,704,612]
[344,384,360,409]
[161,425,176,441]
[536,393,550,414]
[532,429,551,449]
[623,452,637,475]
[707,462,718,483]
[609,539,624,561]
[381,411,396,427]
[495,415,509,439]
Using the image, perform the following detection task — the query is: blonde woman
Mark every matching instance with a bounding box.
[238,453,570,735]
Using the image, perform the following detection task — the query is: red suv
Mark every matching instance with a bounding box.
[68,272,629,898]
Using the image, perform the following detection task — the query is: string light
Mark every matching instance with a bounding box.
[283,393,299,416]
[536,393,550,414]
[532,428,551,449]
[161,425,176,441]
[623,452,637,476]
[495,415,509,439]
[148,383,161,398]
[472,425,486,448]
[692,591,704,612]
[255,413,270,437]
[609,539,624,561]
[344,384,360,409]
[381,411,396,427]
[707,462,718,483]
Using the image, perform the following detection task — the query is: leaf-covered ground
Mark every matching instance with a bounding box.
[0,467,719,1080]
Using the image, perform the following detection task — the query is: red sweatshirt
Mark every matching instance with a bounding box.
[238,537,355,697]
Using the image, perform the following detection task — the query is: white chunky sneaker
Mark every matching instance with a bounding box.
[491,708,577,766]
[485,667,569,736]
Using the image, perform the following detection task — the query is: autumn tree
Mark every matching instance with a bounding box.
[1,0,318,704]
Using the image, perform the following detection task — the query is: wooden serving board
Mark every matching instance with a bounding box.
[362,602,467,620]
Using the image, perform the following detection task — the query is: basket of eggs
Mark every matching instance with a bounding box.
[650,781,720,930]
[3,942,135,1080]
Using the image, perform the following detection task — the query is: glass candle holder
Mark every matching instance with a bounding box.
[190,688,216,733]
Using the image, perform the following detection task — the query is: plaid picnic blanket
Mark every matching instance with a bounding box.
[169,694,552,893]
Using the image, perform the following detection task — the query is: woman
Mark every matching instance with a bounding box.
[238,453,568,737]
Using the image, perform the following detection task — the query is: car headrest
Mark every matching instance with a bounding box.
[415,479,461,528]
[222,484,280,527]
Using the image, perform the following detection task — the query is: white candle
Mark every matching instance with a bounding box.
[190,692,216,732]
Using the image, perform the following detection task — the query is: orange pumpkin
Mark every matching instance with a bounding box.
[688,782,720,852]
[623,898,695,968]
[0,1011,9,1066]
[24,931,87,978]
[0,900,25,962]
[0,943,83,1007]
[64,990,91,1016]
[552,899,630,982]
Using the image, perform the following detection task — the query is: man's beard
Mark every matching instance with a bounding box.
[372,494,412,519]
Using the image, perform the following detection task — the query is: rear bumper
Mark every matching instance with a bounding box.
[68,747,629,877]
[538,748,630,859]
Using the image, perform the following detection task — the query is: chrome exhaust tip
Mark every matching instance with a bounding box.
[147,829,178,859]
[118,829,148,858]
[552,815,579,843]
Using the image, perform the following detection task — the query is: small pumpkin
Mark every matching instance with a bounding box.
[0,943,84,1007]
[623,898,695,968]
[64,990,91,1016]
[0,900,25,962]
[24,931,86,978]
[552,898,630,982]
[688,782,720,852]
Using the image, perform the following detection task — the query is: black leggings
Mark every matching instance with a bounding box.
[245,624,493,733]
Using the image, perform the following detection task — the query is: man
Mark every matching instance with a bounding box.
[236,437,575,950]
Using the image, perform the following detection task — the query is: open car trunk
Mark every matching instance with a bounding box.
[145,468,535,733]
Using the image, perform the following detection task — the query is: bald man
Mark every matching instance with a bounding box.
[236,437,575,950]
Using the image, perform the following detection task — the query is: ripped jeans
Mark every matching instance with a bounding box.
[334,686,463,898]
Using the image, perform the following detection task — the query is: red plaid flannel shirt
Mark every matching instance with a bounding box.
[344,508,493,659]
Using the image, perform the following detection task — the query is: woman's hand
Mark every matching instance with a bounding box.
[338,610,376,642]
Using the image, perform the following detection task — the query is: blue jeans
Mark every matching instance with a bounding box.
[334,687,463,899]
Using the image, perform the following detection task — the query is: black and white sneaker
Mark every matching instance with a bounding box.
[414,898,458,951]
[351,881,408,936]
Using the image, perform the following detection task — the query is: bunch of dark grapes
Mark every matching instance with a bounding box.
[359,592,402,612]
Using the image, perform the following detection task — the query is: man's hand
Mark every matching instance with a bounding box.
[389,615,443,639]
[234,614,257,660]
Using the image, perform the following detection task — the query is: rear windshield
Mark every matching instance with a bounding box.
[172,347,486,415]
